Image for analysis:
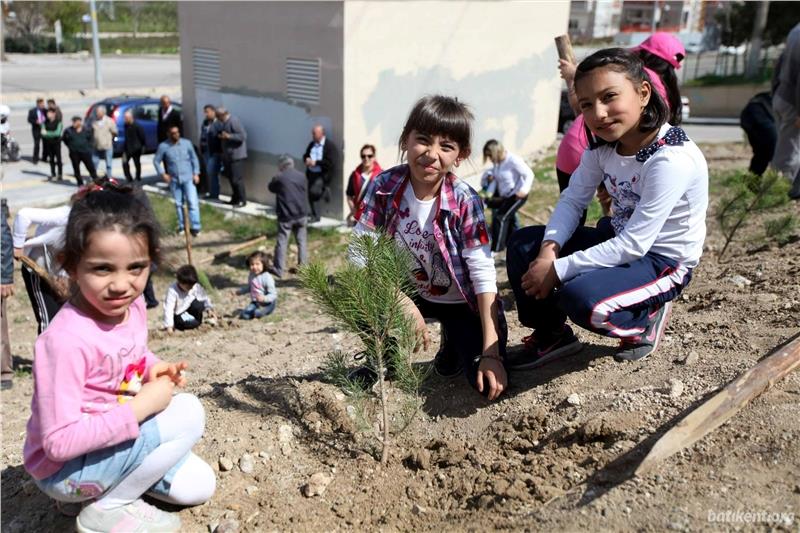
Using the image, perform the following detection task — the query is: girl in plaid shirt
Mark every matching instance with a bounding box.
[353,95,508,400]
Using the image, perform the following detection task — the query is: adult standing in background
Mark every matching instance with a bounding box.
[200,104,222,200]
[268,154,308,278]
[46,98,63,123]
[216,107,248,207]
[41,109,63,181]
[157,94,183,143]
[27,98,46,164]
[303,124,337,222]
[122,110,146,181]
[772,22,800,199]
[345,144,382,225]
[91,105,117,178]
[1,199,14,390]
[154,125,202,236]
[62,116,97,186]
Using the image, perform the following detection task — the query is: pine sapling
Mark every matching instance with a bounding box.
[716,169,794,258]
[300,233,427,463]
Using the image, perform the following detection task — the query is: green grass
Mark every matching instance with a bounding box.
[147,193,278,239]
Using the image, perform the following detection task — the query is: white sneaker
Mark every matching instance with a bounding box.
[76,499,181,533]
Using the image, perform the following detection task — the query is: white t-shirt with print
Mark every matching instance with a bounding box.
[394,185,463,303]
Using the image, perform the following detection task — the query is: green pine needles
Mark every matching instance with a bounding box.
[716,169,796,259]
[300,233,428,463]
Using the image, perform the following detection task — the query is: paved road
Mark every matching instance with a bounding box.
[2,53,181,94]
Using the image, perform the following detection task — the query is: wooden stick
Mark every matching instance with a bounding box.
[635,334,800,476]
[198,235,266,265]
[183,204,193,265]
[555,34,577,65]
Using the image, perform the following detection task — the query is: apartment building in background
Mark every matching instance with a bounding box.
[178,1,569,218]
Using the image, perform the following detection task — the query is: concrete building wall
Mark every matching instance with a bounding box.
[178,1,344,214]
[342,1,569,190]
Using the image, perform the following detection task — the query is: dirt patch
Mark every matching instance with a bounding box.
[2,141,800,531]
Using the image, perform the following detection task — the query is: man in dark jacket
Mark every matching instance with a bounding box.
[268,155,308,278]
[216,107,248,207]
[303,124,337,222]
[27,98,46,164]
[156,94,182,143]
[1,198,14,389]
[47,98,63,123]
[122,110,147,181]
[61,116,98,186]
[200,104,222,199]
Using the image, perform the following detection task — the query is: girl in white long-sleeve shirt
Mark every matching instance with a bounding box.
[12,205,71,332]
[506,48,708,367]
[482,140,534,253]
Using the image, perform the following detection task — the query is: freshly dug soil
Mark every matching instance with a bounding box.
[2,142,799,532]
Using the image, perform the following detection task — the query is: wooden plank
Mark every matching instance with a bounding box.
[198,235,267,265]
[555,34,577,65]
[635,334,800,476]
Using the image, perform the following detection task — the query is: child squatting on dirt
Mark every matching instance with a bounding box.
[22,180,215,533]
[238,251,278,320]
[163,264,216,333]
[506,48,709,368]
[351,95,508,401]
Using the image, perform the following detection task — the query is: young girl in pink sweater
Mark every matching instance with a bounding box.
[23,179,215,533]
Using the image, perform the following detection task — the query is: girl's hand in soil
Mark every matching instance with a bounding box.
[477,355,506,401]
[130,377,174,422]
[400,293,429,352]
[165,327,174,334]
[148,361,189,387]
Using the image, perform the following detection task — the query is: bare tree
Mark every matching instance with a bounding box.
[128,1,144,37]
[5,1,47,53]
[745,0,770,78]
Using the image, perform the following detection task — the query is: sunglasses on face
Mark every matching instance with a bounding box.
[360,153,374,160]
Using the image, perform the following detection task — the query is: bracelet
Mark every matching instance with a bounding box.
[479,353,503,363]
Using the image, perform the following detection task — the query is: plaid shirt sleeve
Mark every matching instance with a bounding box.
[458,191,490,249]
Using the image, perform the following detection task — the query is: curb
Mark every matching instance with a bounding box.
[1,85,181,105]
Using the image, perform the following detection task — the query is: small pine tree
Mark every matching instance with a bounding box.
[716,169,795,258]
[300,233,427,463]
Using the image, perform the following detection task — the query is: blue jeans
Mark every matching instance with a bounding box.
[240,299,276,320]
[205,154,221,198]
[506,224,692,339]
[170,177,201,231]
[34,416,185,502]
[92,149,113,178]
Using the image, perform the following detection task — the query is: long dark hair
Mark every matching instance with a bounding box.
[61,178,161,273]
[638,50,682,125]
[574,48,670,136]
[398,95,473,156]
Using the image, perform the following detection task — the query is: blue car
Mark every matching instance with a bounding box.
[85,96,182,157]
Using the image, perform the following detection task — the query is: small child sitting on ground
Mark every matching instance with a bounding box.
[163,265,215,333]
[239,251,277,320]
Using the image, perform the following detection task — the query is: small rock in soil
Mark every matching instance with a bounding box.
[214,518,240,533]
[218,456,234,472]
[681,351,700,365]
[278,424,293,442]
[566,393,582,406]
[669,379,685,399]
[245,485,259,495]
[303,472,333,497]
[239,454,254,474]
[404,449,432,471]
[412,503,426,515]
[729,275,752,288]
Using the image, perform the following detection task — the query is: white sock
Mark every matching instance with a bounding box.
[95,393,205,509]
[147,452,216,506]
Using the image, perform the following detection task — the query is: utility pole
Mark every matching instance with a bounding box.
[89,0,103,89]
[745,1,769,78]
